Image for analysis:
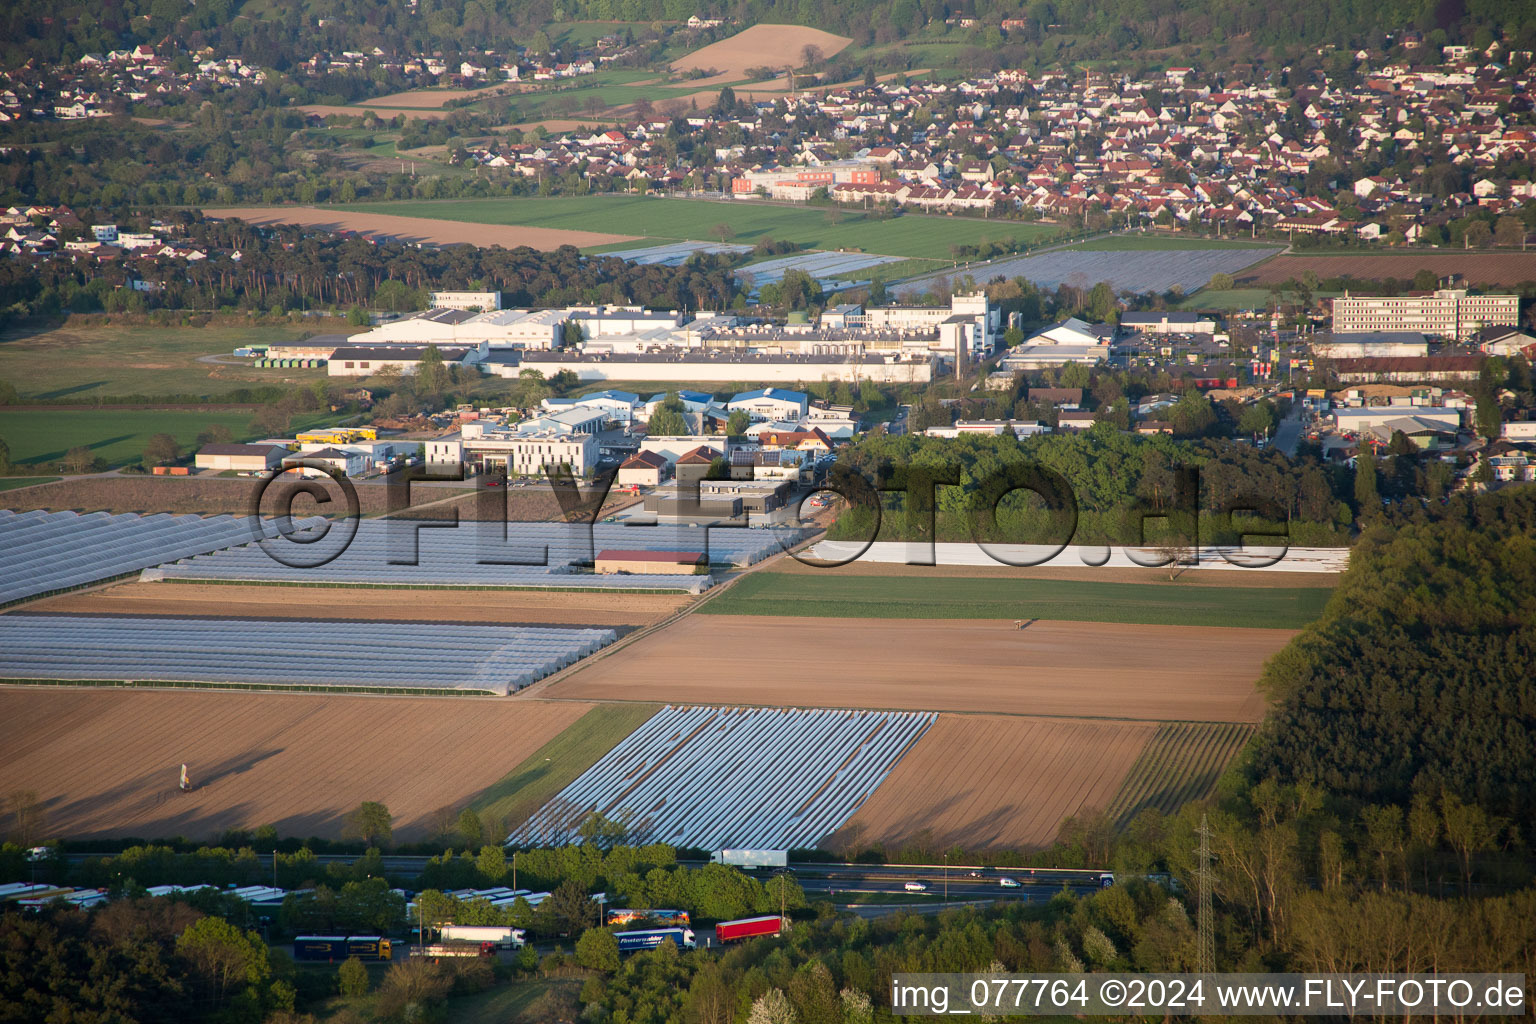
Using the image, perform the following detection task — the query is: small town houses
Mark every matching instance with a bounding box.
[429,43,1536,237]
[4,34,1535,252]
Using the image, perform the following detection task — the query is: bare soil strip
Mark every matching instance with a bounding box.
[203,206,637,250]
[0,690,590,840]
[25,581,688,627]
[828,714,1158,851]
[544,615,1280,723]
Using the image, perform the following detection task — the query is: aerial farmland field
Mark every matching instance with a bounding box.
[830,714,1159,850]
[540,614,1280,723]
[0,689,593,840]
[320,195,1064,258]
[898,244,1282,296]
[0,408,302,469]
[204,205,639,250]
[1241,251,1536,286]
[700,571,1333,628]
[0,320,340,401]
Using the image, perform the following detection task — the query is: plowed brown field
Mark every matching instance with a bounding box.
[1242,252,1536,286]
[828,715,1157,850]
[671,24,852,79]
[203,207,637,250]
[542,615,1279,722]
[29,581,687,626]
[0,689,590,840]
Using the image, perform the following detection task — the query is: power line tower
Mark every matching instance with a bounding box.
[1196,813,1216,973]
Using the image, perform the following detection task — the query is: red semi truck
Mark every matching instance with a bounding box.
[715,915,787,943]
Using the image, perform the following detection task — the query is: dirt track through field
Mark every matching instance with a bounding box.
[27,582,688,627]
[0,690,591,840]
[204,206,637,250]
[829,715,1157,850]
[544,615,1280,722]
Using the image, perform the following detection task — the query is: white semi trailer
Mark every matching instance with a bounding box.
[438,925,525,949]
[712,849,789,869]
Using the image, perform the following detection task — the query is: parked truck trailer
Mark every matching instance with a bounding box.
[613,927,697,954]
[711,849,789,869]
[714,915,787,943]
[293,935,391,962]
[438,925,525,948]
[605,908,690,928]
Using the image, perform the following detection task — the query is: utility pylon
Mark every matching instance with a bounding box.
[1196,812,1216,973]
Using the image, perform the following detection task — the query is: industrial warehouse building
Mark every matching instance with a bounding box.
[1120,311,1217,335]
[594,550,707,575]
[429,290,502,311]
[194,443,286,473]
[326,343,486,377]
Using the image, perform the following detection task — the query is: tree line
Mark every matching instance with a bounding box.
[823,428,1359,548]
[0,217,747,323]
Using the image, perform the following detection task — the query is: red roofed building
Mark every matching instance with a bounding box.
[759,427,833,451]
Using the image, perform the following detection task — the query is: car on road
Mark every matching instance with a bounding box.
[903,881,927,892]
[998,877,1020,888]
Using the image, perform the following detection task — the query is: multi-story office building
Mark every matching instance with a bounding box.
[1330,289,1519,340]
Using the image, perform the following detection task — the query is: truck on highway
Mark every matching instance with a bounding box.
[606,908,690,928]
[293,935,392,962]
[715,915,787,943]
[613,927,696,954]
[409,941,496,960]
[712,849,789,870]
[438,925,525,949]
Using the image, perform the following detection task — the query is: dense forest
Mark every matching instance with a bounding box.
[1249,486,1536,819]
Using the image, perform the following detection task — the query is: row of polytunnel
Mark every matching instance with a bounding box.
[0,615,616,694]
[151,520,809,591]
[0,510,313,607]
[510,705,936,849]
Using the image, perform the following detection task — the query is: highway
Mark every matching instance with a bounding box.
[60,852,1114,903]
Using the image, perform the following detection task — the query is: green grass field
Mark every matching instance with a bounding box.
[0,321,338,400]
[1065,235,1279,251]
[469,703,659,829]
[329,196,1064,258]
[700,572,1332,629]
[0,476,60,491]
[0,409,314,468]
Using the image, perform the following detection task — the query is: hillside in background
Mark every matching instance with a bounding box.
[5,0,1535,71]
